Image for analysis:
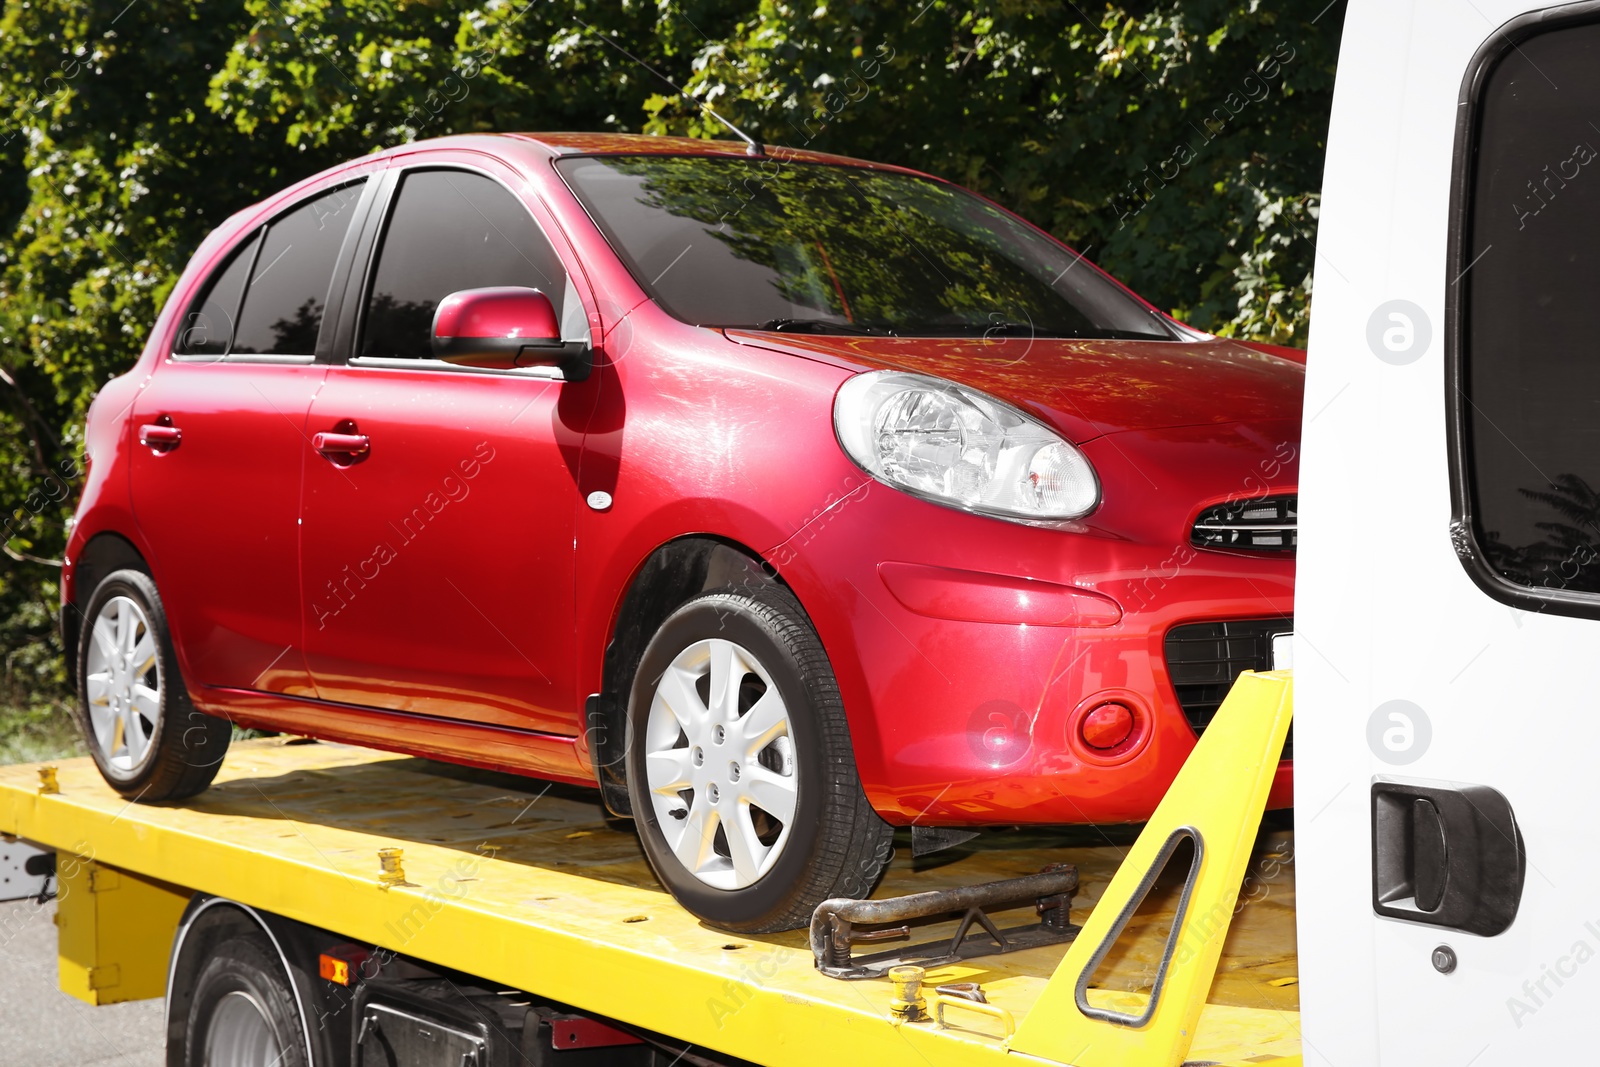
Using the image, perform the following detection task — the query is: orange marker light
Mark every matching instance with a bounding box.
[319,954,351,985]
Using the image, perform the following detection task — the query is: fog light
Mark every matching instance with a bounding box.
[1080,702,1134,750]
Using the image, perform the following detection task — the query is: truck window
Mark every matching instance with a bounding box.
[1458,19,1600,601]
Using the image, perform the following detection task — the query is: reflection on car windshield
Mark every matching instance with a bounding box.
[557,155,1172,341]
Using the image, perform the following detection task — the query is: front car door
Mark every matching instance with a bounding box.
[1301,2,1600,1061]
[299,156,592,737]
[130,177,375,698]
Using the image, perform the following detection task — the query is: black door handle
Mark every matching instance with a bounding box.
[1372,777,1525,936]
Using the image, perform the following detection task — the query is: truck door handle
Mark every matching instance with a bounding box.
[1372,777,1525,935]
[138,423,182,452]
[312,431,370,458]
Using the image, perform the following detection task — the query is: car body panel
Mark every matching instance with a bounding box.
[130,361,324,695]
[299,366,580,734]
[723,331,1306,443]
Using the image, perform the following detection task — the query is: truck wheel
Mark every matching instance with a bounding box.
[181,936,309,1067]
[76,568,230,800]
[625,585,893,933]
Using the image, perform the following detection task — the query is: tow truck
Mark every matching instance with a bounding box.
[7,0,1596,1061]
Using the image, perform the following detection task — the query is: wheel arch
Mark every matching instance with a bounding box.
[164,895,326,1067]
[587,534,786,818]
[63,531,150,690]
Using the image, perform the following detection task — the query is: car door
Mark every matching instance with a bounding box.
[129,178,374,696]
[1299,2,1600,1062]
[299,159,590,735]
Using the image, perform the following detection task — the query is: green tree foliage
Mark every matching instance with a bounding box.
[0,0,1343,691]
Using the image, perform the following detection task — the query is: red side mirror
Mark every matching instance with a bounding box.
[431,287,586,376]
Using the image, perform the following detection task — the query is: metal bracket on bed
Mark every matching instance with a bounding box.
[809,864,1080,980]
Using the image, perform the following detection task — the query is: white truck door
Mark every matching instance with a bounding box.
[1299,1,1600,1062]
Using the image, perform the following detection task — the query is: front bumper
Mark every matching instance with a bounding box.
[770,424,1297,827]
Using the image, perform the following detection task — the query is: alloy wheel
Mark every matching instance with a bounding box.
[84,594,163,775]
[644,637,798,890]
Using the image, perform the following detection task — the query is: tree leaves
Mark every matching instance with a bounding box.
[0,0,1341,689]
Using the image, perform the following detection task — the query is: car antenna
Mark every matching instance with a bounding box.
[701,107,766,157]
[577,21,766,157]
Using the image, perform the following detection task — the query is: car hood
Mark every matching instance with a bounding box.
[723,330,1304,443]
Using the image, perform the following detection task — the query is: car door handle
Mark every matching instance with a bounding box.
[312,431,370,457]
[138,423,182,452]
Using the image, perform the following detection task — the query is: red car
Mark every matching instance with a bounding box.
[63,133,1300,931]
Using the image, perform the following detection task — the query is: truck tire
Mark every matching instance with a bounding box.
[76,567,230,800]
[180,936,310,1067]
[625,585,894,933]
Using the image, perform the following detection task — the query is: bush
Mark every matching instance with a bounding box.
[0,0,1343,702]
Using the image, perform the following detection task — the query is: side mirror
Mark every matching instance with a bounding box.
[430,286,591,381]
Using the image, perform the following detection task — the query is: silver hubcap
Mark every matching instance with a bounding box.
[645,638,798,890]
[203,990,284,1067]
[84,595,161,776]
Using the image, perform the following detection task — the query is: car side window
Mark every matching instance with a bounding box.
[359,169,568,361]
[1457,18,1600,603]
[228,181,366,356]
[174,231,260,357]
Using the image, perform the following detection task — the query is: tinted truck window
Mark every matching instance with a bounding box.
[360,170,567,361]
[1462,22,1600,596]
[231,182,365,356]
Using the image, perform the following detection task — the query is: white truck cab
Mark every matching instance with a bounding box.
[1301,1,1600,1061]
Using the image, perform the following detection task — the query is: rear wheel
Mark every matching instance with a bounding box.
[626,585,893,932]
[76,568,230,800]
[181,936,309,1067]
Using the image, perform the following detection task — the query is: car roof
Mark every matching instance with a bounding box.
[377,131,925,175]
[215,132,942,259]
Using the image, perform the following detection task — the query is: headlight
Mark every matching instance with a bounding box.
[833,370,1100,522]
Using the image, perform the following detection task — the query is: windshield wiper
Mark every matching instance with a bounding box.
[755,318,887,336]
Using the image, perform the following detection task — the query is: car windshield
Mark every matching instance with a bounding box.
[556,155,1173,340]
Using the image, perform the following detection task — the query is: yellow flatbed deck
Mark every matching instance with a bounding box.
[0,675,1302,1067]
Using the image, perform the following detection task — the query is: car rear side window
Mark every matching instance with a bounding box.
[1456,18,1600,603]
[229,182,365,356]
[174,231,260,357]
[359,169,568,361]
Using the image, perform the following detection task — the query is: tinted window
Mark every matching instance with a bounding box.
[174,231,259,356]
[232,182,365,356]
[360,170,568,360]
[557,155,1171,340]
[1462,21,1600,596]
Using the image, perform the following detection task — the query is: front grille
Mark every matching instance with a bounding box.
[1164,617,1293,759]
[1192,494,1297,553]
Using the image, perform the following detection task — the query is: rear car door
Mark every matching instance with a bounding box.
[300,159,590,735]
[1300,2,1600,1062]
[130,178,373,695]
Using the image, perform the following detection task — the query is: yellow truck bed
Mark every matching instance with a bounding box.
[0,672,1301,1067]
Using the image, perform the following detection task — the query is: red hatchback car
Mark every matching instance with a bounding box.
[64,133,1300,931]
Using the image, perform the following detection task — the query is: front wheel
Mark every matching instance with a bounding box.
[625,585,893,933]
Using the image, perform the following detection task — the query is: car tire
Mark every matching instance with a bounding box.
[76,568,231,800]
[179,935,310,1067]
[625,584,893,933]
